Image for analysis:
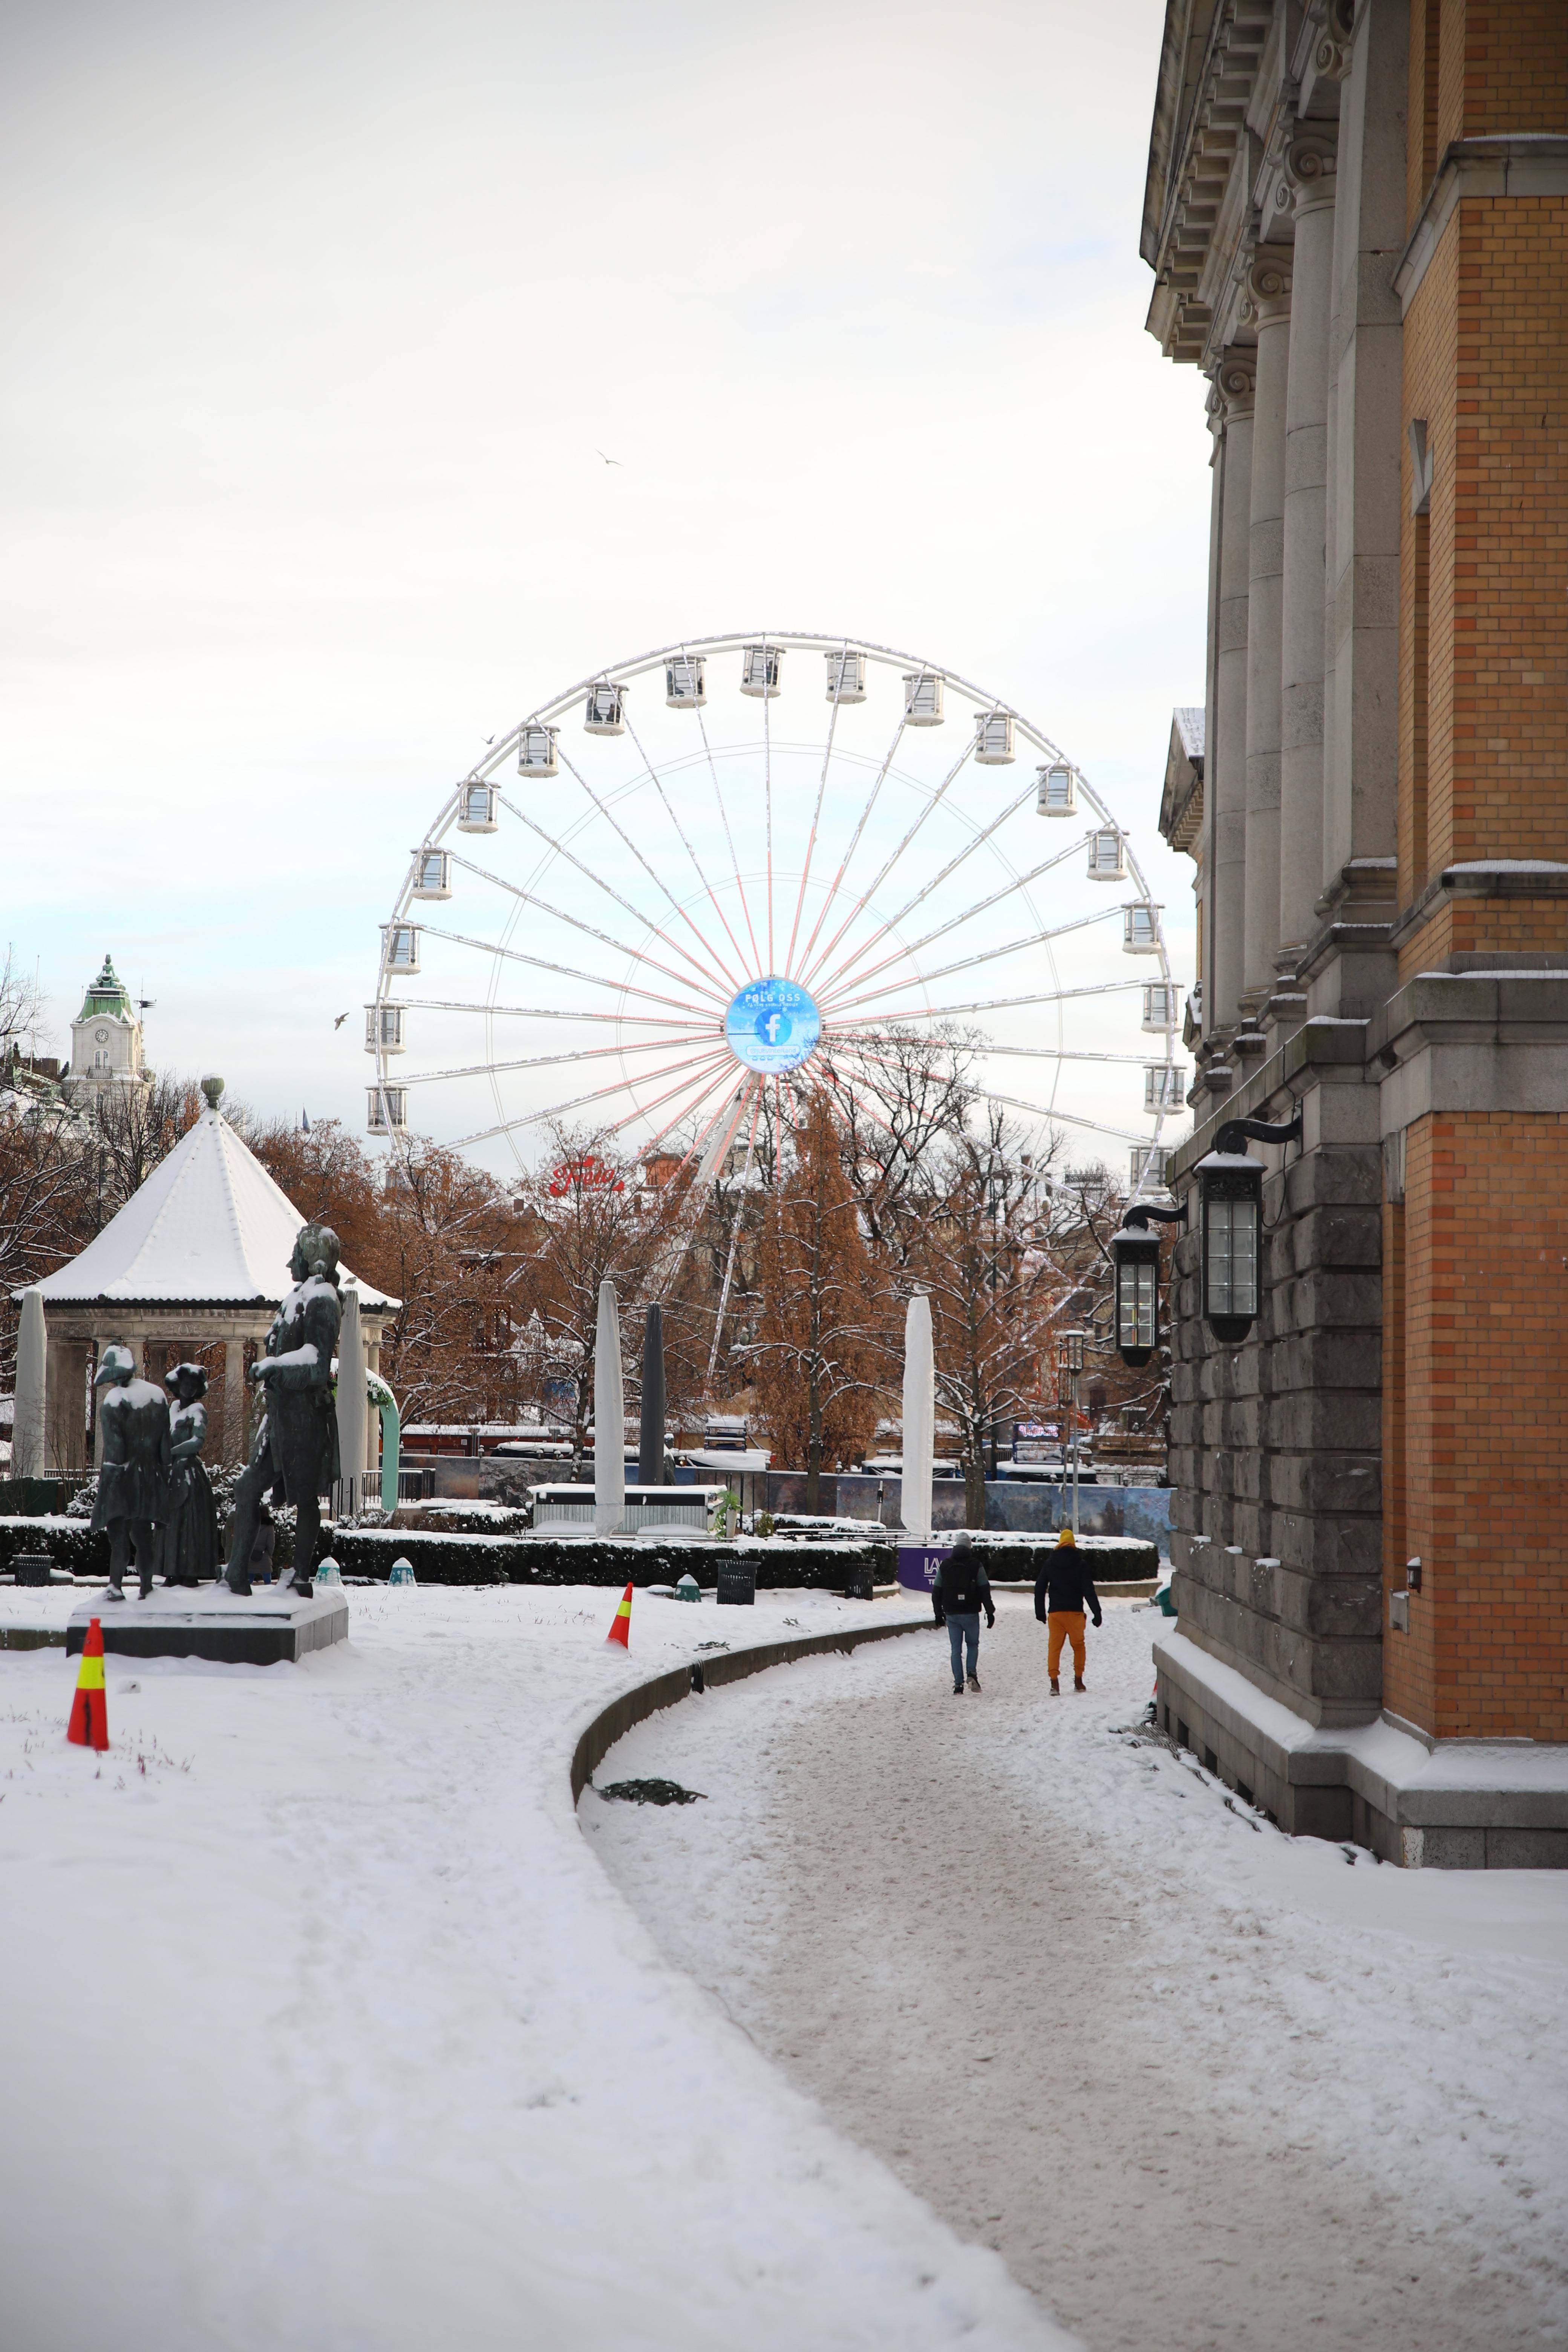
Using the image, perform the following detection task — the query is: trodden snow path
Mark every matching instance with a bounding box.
[0,1583,1067,2352]
[589,1594,1568,2352]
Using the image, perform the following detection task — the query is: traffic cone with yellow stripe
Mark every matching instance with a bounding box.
[67,1617,109,1751]
[605,1581,633,1649]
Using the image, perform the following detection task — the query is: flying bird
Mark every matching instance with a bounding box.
[484,735,496,745]
[596,448,622,467]
[333,1011,351,1029]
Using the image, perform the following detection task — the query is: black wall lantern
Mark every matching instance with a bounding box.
[1110,1202,1185,1367]
[1196,1109,1302,1342]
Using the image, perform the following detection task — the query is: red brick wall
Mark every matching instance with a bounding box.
[1438,0,1568,149]
[1389,1112,1568,1739]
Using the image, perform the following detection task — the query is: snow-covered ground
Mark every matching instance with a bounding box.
[591,1596,1568,2352]
[0,1582,1067,2352]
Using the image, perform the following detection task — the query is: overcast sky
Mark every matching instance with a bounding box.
[2,0,1208,1148]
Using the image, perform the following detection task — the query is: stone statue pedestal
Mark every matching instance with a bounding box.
[66,1586,348,1666]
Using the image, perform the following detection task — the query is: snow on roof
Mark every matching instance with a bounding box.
[1172,706,1205,761]
[24,1109,398,1310]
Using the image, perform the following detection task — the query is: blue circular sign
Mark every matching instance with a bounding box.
[724,977,822,1074]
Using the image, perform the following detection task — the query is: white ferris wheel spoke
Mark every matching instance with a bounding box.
[982,1088,1152,1148]
[789,696,912,985]
[395,1031,722,1089]
[550,739,749,997]
[760,634,775,973]
[394,996,716,1031]
[447,1042,735,1152]
[447,848,727,1011]
[829,1029,1155,1069]
[836,976,1147,1024]
[502,776,740,1003]
[615,708,758,988]
[782,639,850,981]
[822,903,1123,1017]
[810,772,1044,1004]
[797,733,977,998]
[609,1052,740,1157]
[665,657,765,977]
[820,831,1094,1011]
[706,1082,764,1382]
[418,924,719,1023]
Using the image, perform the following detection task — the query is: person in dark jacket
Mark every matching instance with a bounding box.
[1034,1526,1101,1694]
[932,1531,995,1694]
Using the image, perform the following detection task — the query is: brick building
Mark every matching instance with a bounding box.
[1141,0,1567,1862]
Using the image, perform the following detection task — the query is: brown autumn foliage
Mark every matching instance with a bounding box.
[747,1089,891,1506]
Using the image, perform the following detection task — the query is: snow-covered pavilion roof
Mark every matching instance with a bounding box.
[25,1107,398,1311]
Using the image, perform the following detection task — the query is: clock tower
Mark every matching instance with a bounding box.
[68,952,148,1100]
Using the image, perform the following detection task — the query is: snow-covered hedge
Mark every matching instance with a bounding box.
[0,1515,110,1577]
[325,1529,897,1589]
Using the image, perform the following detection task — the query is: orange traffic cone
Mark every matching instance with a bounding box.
[67,1616,109,1752]
[606,1581,633,1649]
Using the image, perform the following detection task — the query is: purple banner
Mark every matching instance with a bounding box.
[897,1542,948,1593]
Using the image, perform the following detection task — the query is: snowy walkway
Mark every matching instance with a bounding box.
[0,1584,1065,2352]
[590,1595,1568,2352]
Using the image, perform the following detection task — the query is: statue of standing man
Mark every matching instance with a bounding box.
[92,1345,172,1600]
[224,1222,343,1600]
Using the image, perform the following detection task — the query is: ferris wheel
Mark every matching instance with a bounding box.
[366,631,1185,1198]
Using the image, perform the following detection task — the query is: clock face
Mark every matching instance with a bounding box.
[95,1027,109,1044]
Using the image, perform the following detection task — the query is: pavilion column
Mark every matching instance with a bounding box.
[223,1339,248,1469]
[1275,126,1338,968]
[364,1337,382,1479]
[1242,247,1292,1013]
[1211,347,1256,1038]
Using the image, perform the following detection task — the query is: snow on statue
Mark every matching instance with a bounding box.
[224,1222,343,1599]
[91,1345,173,1601]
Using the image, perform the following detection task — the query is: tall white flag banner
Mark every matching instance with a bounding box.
[14,1287,46,1479]
[900,1292,934,1540]
[594,1280,624,1536]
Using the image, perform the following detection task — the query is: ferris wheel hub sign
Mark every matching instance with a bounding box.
[724,976,822,1074]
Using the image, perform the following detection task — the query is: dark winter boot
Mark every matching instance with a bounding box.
[1049,1677,1060,1696]
[1073,1676,1086,1692]
[966,1672,981,1692]
[952,1681,964,1696]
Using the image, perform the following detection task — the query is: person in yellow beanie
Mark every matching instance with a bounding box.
[1032,1524,1101,1694]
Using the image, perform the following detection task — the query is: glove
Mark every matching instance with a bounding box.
[1092,1611,1102,1629]
[985,1608,995,1629]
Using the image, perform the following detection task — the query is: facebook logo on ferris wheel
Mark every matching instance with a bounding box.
[724,977,822,1075]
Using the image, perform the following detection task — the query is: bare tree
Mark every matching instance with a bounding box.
[910,1111,1069,1527]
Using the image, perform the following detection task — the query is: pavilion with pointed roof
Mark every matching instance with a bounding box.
[21,1079,397,1472]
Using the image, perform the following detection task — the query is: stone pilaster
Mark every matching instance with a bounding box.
[1211,348,1255,1039]
[1274,127,1338,970]
[1242,248,1292,1015]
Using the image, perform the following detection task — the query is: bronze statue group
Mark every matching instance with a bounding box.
[90,1220,344,1605]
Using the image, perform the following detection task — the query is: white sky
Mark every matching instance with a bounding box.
[1,0,1210,1154]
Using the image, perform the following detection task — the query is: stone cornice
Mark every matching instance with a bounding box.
[1389,859,1568,950]
[1395,136,1568,315]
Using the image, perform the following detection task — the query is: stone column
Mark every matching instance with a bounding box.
[1275,127,1338,969]
[1242,248,1292,1012]
[222,1338,248,1469]
[1212,348,1256,1037]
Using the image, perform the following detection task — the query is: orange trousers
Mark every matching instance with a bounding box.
[1047,1611,1087,1678]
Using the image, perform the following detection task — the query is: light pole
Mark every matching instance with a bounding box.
[1064,1328,1086,1538]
